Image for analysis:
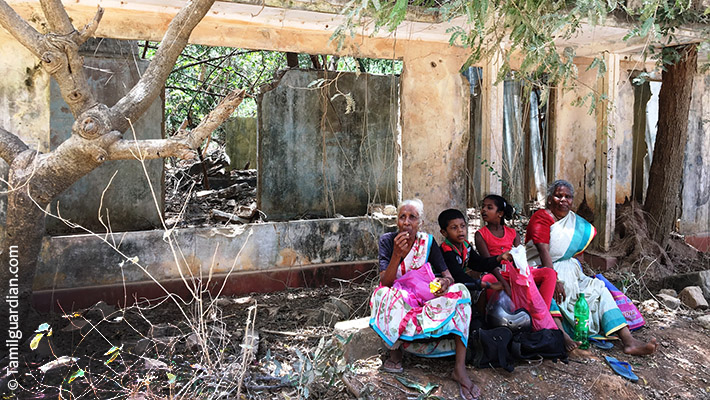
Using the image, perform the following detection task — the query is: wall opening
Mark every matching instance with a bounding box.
[630,74,661,204]
[146,44,403,227]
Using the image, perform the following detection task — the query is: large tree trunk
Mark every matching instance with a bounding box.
[0,0,244,345]
[644,44,697,248]
[0,154,48,340]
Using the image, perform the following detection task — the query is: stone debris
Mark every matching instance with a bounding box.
[334,317,382,363]
[639,299,660,314]
[659,288,678,297]
[697,314,710,330]
[165,145,260,228]
[656,293,682,309]
[663,270,710,302]
[678,286,709,310]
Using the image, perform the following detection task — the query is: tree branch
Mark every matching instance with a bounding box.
[39,0,74,34]
[0,127,30,164]
[109,0,218,133]
[0,0,47,58]
[75,7,104,45]
[107,89,245,161]
[1,0,102,117]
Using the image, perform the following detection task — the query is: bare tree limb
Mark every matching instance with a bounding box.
[0,127,30,164]
[0,0,100,116]
[0,0,46,57]
[75,7,104,45]
[107,89,245,161]
[39,0,74,34]
[109,0,218,133]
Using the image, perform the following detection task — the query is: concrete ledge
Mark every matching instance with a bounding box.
[35,216,392,291]
[33,262,376,313]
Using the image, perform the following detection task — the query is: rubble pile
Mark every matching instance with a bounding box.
[165,147,259,228]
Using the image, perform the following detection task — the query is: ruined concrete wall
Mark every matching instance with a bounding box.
[614,70,636,203]
[553,62,598,211]
[224,117,257,170]
[34,216,390,290]
[400,52,470,234]
[680,72,710,236]
[45,39,164,234]
[0,37,164,235]
[0,30,51,238]
[258,70,398,220]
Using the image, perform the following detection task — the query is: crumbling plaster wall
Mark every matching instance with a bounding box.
[554,63,640,213]
[0,35,164,236]
[0,30,51,239]
[553,61,598,211]
[224,117,257,170]
[257,69,399,220]
[400,52,470,233]
[680,72,710,236]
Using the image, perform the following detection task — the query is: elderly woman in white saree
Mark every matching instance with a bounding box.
[526,180,657,355]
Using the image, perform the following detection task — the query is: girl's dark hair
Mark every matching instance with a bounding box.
[483,194,515,225]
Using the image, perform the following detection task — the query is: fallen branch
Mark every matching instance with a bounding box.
[261,329,324,338]
[211,209,250,224]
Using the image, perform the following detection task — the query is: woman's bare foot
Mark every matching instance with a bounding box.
[563,332,581,352]
[452,366,480,400]
[383,348,404,372]
[623,336,658,356]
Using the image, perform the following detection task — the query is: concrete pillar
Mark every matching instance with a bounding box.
[594,53,621,251]
[481,55,504,196]
[400,52,469,233]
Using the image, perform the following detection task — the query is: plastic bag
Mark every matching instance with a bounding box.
[508,245,557,331]
[392,262,436,308]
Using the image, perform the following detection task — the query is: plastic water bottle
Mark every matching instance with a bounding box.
[574,293,590,350]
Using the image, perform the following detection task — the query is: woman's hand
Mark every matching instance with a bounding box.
[432,277,451,297]
[392,231,412,260]
[554,280,566,303]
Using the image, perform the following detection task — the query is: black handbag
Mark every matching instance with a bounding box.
[510,329,568,363]
[466,327,515,372]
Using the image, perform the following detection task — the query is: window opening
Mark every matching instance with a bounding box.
[502,77,551,214]
[630,75,660,203]
[142,44,403,228]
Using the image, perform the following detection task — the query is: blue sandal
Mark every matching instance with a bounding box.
[605,356,639,382]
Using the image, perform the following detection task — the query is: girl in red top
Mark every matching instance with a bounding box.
[478,195,559,318]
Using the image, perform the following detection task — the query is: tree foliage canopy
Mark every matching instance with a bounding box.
[335,0,709,87]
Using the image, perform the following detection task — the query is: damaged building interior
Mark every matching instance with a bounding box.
[0,0,708,310]
[1,1,710,399]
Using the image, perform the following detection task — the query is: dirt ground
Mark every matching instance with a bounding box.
[3,268,710,400]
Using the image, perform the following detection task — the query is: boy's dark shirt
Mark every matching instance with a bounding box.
[440,239,500,287]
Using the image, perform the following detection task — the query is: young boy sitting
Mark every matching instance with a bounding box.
[437,209,512,302]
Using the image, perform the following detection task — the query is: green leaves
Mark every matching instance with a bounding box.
[395,375,444,400]
[333,0,709,94]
